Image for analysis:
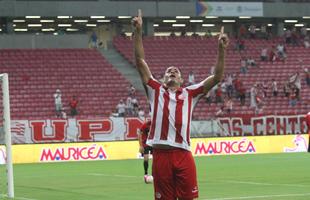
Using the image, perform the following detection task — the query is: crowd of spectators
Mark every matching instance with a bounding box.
[208,62,308,116]
[113,24,309,118]
[113,84,146,119]
[283,26,310,49]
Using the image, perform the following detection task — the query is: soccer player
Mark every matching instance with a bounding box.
[132,9,228,200]
[306,111,310,152]
[138,119,153,182]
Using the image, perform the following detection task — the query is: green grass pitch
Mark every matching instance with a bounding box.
[1,153,310,200]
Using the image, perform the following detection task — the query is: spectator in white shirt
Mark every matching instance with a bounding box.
[293,72,301,99]
[250,85,257,108]
[116,99,126,117]
[301,26,307,39]
[54,89,62,118]
[261,24,268,39]
[247,57,257,67]
[126,96,134,116]
[261,47,268,61]
[131,96,139,116]
[272,79,278,96]
[276,43,286,61]
[249,24,256,38]
[304,36,310,49]
[128,84,136,96]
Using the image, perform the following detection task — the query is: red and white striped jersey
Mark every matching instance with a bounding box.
[146,78,205,151]
[306,111,310,134]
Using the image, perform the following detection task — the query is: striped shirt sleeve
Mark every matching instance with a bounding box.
[146,77,161,100]
[186,81,205,106]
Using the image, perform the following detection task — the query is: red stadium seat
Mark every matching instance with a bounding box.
[113,36,310,118]
[0,48,147,119]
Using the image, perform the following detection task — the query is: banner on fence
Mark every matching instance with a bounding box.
[217,114,307,136]
[1,115,306,144]
[2,134,308,164]
[192,134,309,156]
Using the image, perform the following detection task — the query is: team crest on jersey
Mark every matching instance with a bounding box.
[178,94,185,100]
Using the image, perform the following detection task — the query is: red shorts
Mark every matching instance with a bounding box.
[152,148,198,200]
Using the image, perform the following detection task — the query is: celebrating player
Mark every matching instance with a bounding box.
[132,9,228,200]
[138,119,153,182]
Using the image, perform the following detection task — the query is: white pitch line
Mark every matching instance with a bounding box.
[16,197,39,200]
[87,173,139,178]
[223,180,309,188]
[0,194,38,200]
[205,193,310,200]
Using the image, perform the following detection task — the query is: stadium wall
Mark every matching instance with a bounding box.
[263,2,310,17]
[0,134,308,164]
[0,1,193,17]
[0,1,310,17]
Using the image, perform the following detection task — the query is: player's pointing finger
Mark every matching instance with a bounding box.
[220,26,224,35]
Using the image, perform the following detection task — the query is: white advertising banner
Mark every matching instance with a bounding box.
[9,117,143,144]
[1,115,307,144]
[217,114,308,136]
[197,2,263,17]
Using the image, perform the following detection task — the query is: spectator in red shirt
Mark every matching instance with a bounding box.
[239,86,246,106]
[216,85,223,103]
[234,76,241,92]
[269,46,277,62]
[224,97,233,114]
[69,96,79,117]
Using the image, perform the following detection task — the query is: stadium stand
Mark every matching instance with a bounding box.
[0,49,147,119]
[114,36,310,119]
[0,37,308,120]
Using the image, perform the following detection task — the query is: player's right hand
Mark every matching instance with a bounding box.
[139,146,144,154]
[218,26,229,50]
[132,9,143,30]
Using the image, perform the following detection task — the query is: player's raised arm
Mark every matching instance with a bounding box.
[133,9,152,85]
[202,26,229,94]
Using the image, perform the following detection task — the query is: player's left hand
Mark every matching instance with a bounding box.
[218,26,229,50]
